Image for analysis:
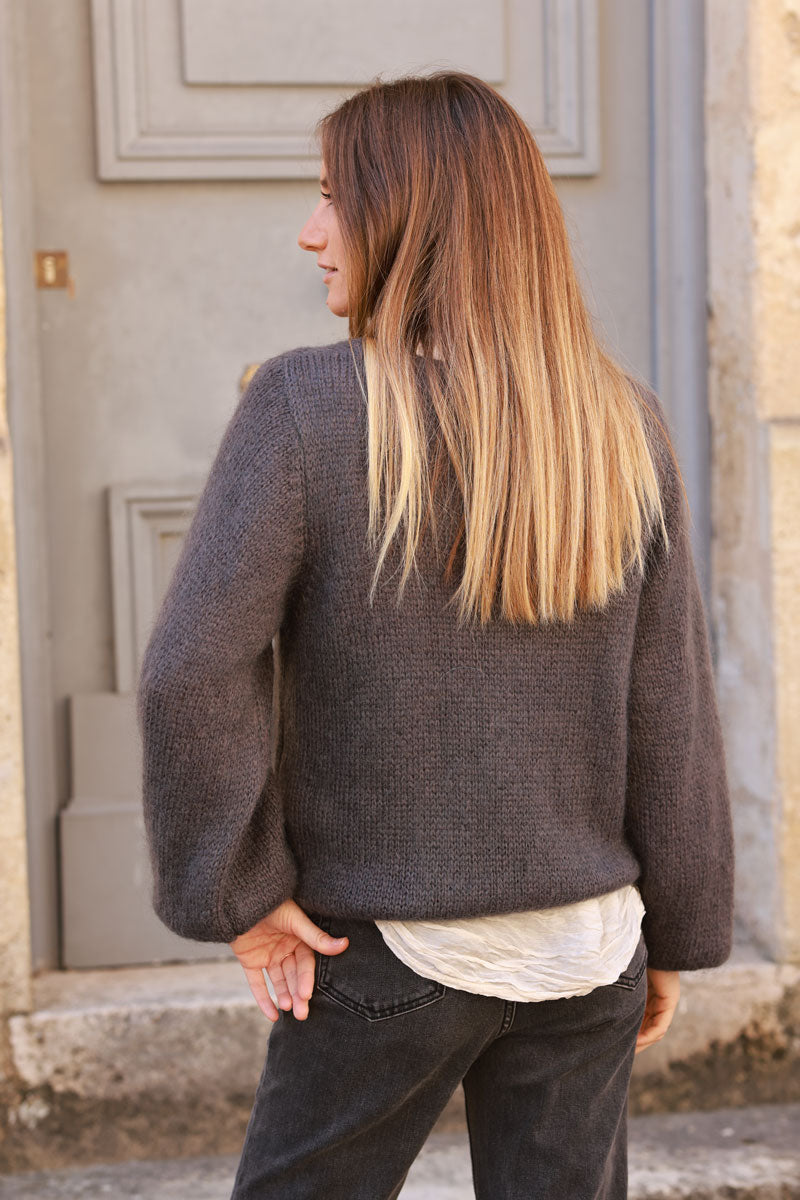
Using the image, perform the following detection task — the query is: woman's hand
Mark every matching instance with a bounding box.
[229,898,349,1023]
[635,967,680,1054]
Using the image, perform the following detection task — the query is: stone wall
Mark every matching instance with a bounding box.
[0,184,34,1021]
[755,0,800,963]
[706,0,800,962]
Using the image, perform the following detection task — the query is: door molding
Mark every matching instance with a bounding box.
[648,0,712,614]
[89,0,600,180]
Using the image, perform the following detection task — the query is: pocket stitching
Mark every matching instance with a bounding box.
[611,939,648,990]
[315,961,447,1021]
[312,913,448,1022]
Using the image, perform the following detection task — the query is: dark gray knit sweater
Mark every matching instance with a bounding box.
[135,337,735,971]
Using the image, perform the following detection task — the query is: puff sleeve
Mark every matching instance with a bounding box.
[136,356,306,943]
[624,399,735,970]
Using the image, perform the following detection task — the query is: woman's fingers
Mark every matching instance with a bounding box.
[242,964,281,1023]
[230,900,351,1023]
[264,944,318,1021]
[279,951,305,1017]
[634,967,680,1055]
[634,1006,671,1052]
[294,942,317,1001]
[272,905,350,1020]
[291,906,350,957]
[291,944,318,1018]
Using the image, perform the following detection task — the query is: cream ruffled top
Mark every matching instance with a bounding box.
[375,884,645,1002]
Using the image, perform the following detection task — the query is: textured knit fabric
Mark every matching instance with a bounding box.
[374,884,645,1001]
[135,336,735,971]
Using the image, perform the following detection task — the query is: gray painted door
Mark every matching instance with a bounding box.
[7,0,706,967]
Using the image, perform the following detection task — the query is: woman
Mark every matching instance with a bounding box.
[136,71,735,1199]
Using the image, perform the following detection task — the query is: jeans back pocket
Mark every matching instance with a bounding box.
[312,912,447,1022]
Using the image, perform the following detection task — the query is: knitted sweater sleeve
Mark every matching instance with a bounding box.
[624,426,735,971]
[135,356,306,944]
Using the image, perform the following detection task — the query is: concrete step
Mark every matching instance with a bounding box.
[3,932,799,1172]
[1,1104,798,1198]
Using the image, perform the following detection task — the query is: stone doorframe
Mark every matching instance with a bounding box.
[0,0,60,980]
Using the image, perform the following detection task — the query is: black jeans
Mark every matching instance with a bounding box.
[230,912,648,1199]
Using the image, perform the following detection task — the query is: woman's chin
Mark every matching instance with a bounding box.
[327,296,349,318]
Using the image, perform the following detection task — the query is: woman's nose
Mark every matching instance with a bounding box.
[298,215,324,252]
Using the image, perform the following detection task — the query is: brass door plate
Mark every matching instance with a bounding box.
[35,251,72,290]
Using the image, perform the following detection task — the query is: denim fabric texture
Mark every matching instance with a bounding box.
[230,912,648,1199]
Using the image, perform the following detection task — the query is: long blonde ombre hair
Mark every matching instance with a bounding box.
[316,71,682,627]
